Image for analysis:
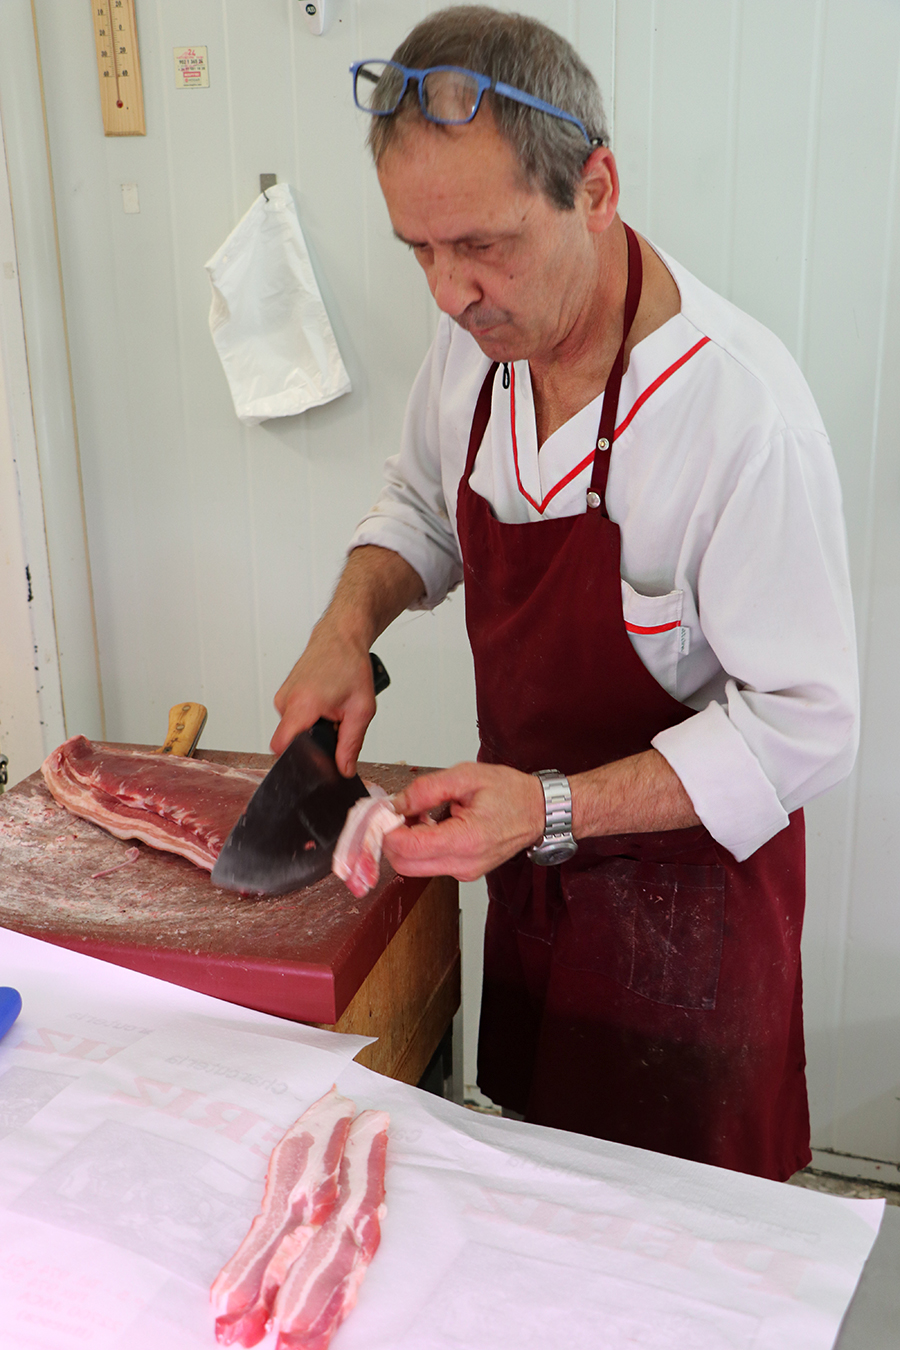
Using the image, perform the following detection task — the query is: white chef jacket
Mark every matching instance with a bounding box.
[350,248,859,862]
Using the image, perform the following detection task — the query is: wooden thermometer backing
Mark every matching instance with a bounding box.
[91,0,145,136]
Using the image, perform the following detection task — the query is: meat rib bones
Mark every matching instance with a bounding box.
[42,735,263,871]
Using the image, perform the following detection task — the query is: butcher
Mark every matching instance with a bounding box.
[271,7,858,1180]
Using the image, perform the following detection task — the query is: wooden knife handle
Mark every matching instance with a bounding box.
[157,702,208,757]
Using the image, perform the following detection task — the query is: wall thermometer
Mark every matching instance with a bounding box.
[91,0,146,136]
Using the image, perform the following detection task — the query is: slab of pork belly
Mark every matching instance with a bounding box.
[41,735,264,871]
[331,786,403,898]
[211,1087,355,1347]
[271,1109,390,1350]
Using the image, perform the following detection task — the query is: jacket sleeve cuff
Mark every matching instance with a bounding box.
[652,700,790,861]
[348,517,463,611]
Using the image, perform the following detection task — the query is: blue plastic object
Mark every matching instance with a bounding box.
[0,987,22,1039]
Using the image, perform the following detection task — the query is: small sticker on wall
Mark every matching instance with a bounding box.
[174,47,209,88]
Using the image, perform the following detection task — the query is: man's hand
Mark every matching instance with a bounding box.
[270,546,426,775]
[382,749,701,882]
[383,763,545,882]
[272,634,375,775]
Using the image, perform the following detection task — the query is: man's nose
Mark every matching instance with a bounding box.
[429,253,480,318]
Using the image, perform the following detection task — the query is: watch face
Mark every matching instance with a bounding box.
[529,838,578,866]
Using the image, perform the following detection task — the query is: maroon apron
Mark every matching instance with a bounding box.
[459,225,810,1180]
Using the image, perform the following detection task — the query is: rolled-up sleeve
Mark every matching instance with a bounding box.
[652,426,859,861]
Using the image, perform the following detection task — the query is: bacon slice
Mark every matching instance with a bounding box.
[41,735,264,871]
[332,789,403,898]
[210,1088,356,1347]
[271,1109,389,1350]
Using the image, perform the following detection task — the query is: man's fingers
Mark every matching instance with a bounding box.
[384,762,547,881]
[270,701,315,756]
[391,764,478,817]
[334,701,374,778]
[383,816,480,879]
[270,644,377,765]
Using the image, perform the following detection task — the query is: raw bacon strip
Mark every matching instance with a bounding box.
[332,789,403,898]
[41,735,265,871]
[271,1109,389,1350]
[211,1087,356,1347]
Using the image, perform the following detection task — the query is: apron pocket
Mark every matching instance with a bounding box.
[558,858,725,1010]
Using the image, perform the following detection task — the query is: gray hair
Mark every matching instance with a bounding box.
[366,6,609,211]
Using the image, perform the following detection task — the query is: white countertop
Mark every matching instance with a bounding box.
[0,925,889,1350]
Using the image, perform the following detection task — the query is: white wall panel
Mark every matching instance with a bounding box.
[728,0,821,353]
[0,1,103,746]
[0,102,64,780]
[4,0,899,1137]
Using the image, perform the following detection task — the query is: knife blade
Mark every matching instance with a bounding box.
[210,654,390,896]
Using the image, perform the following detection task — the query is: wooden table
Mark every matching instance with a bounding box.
[0,748,460,1086]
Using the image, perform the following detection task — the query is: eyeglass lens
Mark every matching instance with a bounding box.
[355,61,405,113]
[420,70,481,123]
[356,62,481,124]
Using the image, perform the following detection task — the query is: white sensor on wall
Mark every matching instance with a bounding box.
[303,1,327,36]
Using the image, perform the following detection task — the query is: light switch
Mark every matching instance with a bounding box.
[122,182,140,214]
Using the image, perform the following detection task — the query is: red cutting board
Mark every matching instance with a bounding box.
[0,747,433,1024]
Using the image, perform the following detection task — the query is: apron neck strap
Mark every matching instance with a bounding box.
[590,223,643,505]
[465,362,498,479]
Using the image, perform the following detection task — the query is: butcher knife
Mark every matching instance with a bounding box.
[210,654,390,896]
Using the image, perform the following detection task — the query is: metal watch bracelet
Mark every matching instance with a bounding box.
[527,769,577,866]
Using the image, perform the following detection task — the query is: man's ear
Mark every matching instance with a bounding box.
[581,146,619,235]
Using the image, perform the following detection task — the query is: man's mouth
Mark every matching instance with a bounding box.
[454,305,511,336]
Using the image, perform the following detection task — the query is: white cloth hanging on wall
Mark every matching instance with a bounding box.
[205,183,351,426]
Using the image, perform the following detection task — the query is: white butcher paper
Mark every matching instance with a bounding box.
[0,1020,372,1350]
[0,925,372,1086]
[330,1062,884,1350]
[0,929,885,1350]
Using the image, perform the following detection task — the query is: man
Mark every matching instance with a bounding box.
[272,8,858,1180]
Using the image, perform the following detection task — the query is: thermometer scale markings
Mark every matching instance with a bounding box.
[91,0,145,136]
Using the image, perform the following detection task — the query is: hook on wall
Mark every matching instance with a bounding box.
[301,0,328,37]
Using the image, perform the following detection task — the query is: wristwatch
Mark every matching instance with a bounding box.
[527,770,577,866]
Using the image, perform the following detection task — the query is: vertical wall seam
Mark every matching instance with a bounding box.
[154,0,209,718]
[29,0,106,739]
[832,5,900,1153]
[354,0,374,648]
[797,0,837,1151]
[293,1,319,654]
[608,0,617,146]
[646,0,657,233]
[722,0,742,299]
[796,0,826,367]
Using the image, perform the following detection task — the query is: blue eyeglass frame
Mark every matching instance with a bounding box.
[350,59,601,148]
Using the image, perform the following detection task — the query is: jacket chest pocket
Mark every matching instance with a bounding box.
[558,858,725,1011]
[621,582,689,690]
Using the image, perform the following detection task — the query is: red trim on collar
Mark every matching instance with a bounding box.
[509,335,712,516]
